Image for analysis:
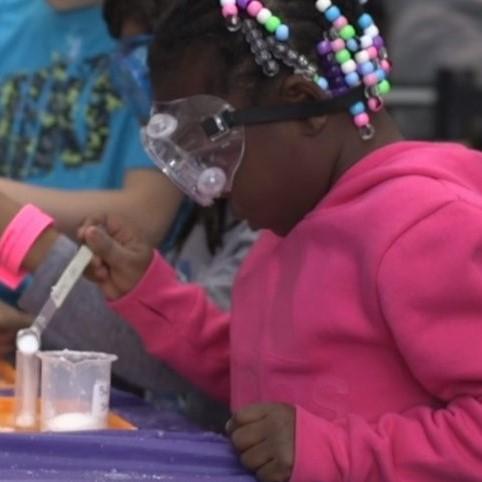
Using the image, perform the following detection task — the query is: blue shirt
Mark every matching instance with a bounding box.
[0,0,153,188]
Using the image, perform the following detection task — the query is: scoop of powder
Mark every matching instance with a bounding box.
[16,331,40,355]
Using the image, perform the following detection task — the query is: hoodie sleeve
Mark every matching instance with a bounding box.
[110,252,231,404]
[291,200,482,482]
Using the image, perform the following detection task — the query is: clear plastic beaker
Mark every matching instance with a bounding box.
[38,350,117,432]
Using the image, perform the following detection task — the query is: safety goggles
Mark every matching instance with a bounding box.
[142,86,365,206]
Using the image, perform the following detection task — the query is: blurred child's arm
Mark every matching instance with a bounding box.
[0,170,182,247]
[292,200,482,482]
[0,193,58,274]
[80,217,232,404]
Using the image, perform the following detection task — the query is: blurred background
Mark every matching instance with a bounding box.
[385,0,482,149]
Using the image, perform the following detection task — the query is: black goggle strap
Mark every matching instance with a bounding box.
[202,85,365,139]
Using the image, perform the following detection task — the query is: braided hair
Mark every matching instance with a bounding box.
[149,0,386,99]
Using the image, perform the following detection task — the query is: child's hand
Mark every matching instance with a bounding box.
[78,215,154,300]
[227,403,295,482]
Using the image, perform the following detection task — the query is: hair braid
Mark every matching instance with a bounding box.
[149,0,384,94]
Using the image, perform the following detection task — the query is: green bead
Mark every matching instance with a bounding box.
[378,79,391,95]
[340,25,356,40]
[265,16,281,33]
[335,49,351,64]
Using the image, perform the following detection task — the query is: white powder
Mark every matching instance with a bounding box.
[16,332,40,355]
[44,412,105,432]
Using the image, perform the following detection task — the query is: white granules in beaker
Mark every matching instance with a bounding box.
[44,412,105,432]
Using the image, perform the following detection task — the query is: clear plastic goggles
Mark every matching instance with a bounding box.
[142,86,367,206]
[142,95,245,206]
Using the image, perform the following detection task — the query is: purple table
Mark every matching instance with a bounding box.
[0,391,255,482]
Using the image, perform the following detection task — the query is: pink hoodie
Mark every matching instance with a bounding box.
[112,142,482,482]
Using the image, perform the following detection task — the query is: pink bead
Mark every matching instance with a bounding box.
[247,1,263,16]
[331,38,345,52]
[222,4,238,17]
[381,59,392,73]
[354,113,370,127]
[363,73,378,87]
[333,16,348,29]
[367,46,378,60]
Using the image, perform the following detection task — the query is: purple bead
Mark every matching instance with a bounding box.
[373,36,384,49]
[320,60,334,71]
[325,52,336,63]
[327,64,342,77]
[317,40,332,56]
[236,0,250,8]
[320,54,336,68]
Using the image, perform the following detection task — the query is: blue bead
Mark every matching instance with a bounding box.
[358,13,374,30]
[345,72,361,87]
[346,38,359,52]
[325,6,341,22]
[317,77,329,91]
[350,102,366,116]
[359,61,375,75]
[275,24,290,42]
[375,69,386,81]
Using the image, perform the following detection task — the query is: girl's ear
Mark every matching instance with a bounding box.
[278,74,330,136]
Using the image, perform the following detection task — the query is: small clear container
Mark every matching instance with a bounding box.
[38,350,117,432]
[14,350,40,429]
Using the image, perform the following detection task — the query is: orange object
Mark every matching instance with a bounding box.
[0,396,136,432]
[0,361,16,388]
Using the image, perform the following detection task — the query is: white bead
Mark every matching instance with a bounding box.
[365,25,380,38]
[341,59,357,74]
[315,0,332,12]
[257,8,271,24]
[355,50,370,64]
[360,35,373,49]
[220,0,235,4]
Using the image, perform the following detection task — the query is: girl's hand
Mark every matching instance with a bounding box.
[78,215,154,300]
[227,403,295,482]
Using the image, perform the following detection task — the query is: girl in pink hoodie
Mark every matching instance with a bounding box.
[80,1,482,481]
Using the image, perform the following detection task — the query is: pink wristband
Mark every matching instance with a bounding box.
[0,204,54,290]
